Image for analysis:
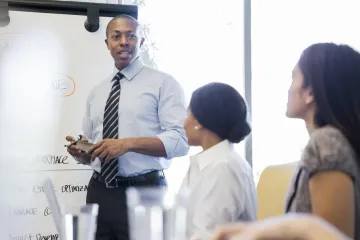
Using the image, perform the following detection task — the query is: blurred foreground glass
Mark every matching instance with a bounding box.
[44,178,99,240]
[126,187,189,240]
[62,204,99,240]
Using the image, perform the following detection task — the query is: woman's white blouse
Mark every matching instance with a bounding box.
[180,140,258,239]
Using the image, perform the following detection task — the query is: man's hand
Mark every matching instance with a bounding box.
[65,136,91,165]
[88,139,130,162]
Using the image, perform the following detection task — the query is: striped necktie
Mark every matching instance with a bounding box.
[100,72,123,184]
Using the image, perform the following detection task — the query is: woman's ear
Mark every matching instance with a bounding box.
[305,87,314,105]
[193,119,203,130]
[194,124,203,130]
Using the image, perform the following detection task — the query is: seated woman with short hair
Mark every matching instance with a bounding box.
[180,82,258,239]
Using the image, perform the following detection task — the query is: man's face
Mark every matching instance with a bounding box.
[105,18,143,70]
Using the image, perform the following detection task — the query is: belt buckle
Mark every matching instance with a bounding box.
[105,178,119,188]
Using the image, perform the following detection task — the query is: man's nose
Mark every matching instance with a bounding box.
[119,36,129,46]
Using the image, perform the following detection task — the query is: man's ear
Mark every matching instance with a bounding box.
[140,37,145,48]
[105,39,110,50]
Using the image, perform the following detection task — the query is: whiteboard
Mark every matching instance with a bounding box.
[0,9,116,239]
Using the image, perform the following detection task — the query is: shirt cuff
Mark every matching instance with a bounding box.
[156,130,188,159]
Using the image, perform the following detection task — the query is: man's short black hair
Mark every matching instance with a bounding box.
[105,14,139,38]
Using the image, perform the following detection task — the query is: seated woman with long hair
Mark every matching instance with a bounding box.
[212,42,360,240]
[284,43,360,239]
[180,82,257,239]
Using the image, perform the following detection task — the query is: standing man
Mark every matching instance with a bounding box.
[66,14,189,240]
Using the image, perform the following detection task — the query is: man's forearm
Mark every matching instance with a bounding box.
[125,137,167,157]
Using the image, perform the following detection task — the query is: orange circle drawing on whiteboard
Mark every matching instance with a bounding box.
[53,73,76,97]
[65,75,76,97]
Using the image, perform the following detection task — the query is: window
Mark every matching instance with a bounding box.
[131,0,246,192]
[251,0,360,181]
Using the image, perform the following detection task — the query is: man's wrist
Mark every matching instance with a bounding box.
[123,138,137,153]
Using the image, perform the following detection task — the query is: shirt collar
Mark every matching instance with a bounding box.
[190,140,233,172]
[112,56,144,81]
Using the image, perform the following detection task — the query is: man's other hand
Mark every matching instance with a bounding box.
[88,138,130,162]
[65,136,91,165]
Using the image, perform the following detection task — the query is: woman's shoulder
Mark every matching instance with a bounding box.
[208,150,252,176]
[311,125,348,141]
[225,151,254,180]
[301,125,358,177]
[308,125,354,156]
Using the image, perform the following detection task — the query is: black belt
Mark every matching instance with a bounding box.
[92,170,164,188]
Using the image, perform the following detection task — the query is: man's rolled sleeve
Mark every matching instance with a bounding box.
[156,76,189,159]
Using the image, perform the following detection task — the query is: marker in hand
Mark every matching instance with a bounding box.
[64,135,82,148]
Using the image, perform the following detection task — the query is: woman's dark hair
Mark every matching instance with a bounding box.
[189,82,251,143]
[298,42,360,160]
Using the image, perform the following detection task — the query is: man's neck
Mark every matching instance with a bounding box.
[115,56,139,71]
[115,64,128,71]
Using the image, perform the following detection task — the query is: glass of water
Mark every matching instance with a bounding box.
[126,187,189,240]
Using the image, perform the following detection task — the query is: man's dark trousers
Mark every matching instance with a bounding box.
[86,171,167,240]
